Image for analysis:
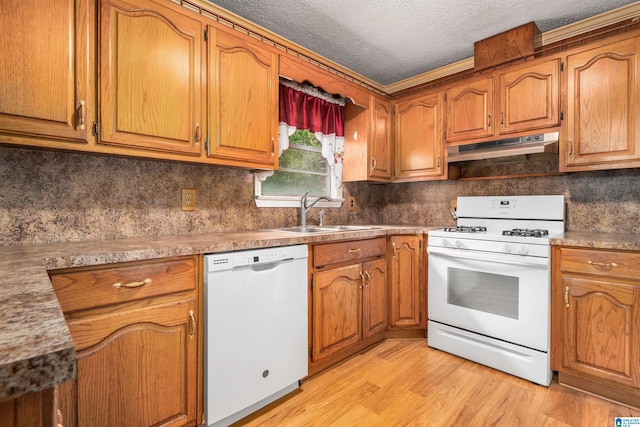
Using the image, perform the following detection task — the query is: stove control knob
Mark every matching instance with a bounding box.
[517,245,529,255]
[454,240,462,248]
[503,244,512,253]
[442,239,451,248]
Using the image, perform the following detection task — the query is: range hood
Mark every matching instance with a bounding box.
[447,132,559,162]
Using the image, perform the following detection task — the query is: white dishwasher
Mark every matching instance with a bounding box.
[203,245,308,427]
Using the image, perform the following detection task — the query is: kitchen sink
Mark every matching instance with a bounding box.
[270,225,380,234]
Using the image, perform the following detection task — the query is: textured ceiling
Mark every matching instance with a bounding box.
[206,0,638,87]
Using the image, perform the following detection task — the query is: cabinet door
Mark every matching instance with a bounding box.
[99,0,203,155]
[564,37,640,170]
[388,235,423,329]
[562,276,640,388]
[0,0,92,146]
[445,76,494,142]
[312,264,363,362]
[59,298,198,427]
[394,91,445,181]
[498,59,560,135]
[207,27,278,168]
[363,258,387,338]
[369,96,393,180]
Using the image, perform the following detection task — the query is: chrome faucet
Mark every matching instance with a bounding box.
[300,191,332,226]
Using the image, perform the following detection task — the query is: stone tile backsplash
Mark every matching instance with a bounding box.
[0,146,638,245]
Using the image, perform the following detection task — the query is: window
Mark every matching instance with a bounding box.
[254,80,344,208]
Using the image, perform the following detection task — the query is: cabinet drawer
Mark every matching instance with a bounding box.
[313,237,386,267]
[51,256,198,313]
[559,248,640,281]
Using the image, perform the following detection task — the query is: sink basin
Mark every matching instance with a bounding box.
[270,225,380,234]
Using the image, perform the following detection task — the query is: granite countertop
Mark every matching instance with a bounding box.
[550,231,640,251]
[4,226,638,402]
[0,225,427,402]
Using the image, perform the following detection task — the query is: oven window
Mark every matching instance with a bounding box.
[447,268,519,319]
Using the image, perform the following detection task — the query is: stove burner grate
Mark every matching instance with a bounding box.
[444,226,487,233]
[502,228,549,238]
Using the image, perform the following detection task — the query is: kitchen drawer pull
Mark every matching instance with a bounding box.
[564,285,570,308]
[189,310,196,338]
[77,100,86,130]
[113,278,152,289]
[586,260,618,268]
[349,248,361,254]
[194,123,201,145]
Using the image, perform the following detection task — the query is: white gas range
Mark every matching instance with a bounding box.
[427,195,565,386]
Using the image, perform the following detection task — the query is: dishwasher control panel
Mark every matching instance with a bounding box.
[206,245,308,272]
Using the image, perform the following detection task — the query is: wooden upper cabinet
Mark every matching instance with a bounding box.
[343,95,393,182]
[394,91,445,181]
[563,37,640,171]
[207,27,278,168]
[99,0,204,156]
[0,0,93,147]
[445,76,494,143]
[370,96,393,180]
[497,58,560,134]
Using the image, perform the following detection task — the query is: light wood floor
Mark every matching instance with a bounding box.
[236,339,640,427]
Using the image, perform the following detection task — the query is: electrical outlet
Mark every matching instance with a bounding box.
[348,196,357,211]
[182,189,196,211]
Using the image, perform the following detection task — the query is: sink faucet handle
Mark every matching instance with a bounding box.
[318,210,325,226]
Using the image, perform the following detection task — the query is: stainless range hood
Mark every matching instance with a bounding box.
[447,132,559,162]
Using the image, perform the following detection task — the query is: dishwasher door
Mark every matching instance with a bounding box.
[204,245,308,427]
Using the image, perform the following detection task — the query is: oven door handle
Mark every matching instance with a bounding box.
[427,246,549,267]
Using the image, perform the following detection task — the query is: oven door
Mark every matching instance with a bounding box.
[427,246,549,351]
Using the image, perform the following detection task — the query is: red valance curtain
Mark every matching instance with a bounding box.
[279,84,345,137]
[278,79,346,185]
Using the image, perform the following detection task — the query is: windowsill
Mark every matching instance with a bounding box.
[255,196,344,209]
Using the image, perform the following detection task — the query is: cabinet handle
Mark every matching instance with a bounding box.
[194,123,201,146]
[364,270,371,288]
[500,111,504,126]
[77,100,86,130]
[437,155,441,168]
[113,278,152,289]
[359,271,365,289]
[271,137,276,156]
[487,113,492,129]
[188,310,196,338]
[586,260,618,268]
[564,285,570,308]
[568,140,573,157]
[349,248,361,254]
[370,157,377,171]
[392,242,397,259]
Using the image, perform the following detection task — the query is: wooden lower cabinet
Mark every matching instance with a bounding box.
[50,255,201,427]
[387,235,425,332]
[0,387,59,427]
[309,238,386,376]
[551,246,640,408]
